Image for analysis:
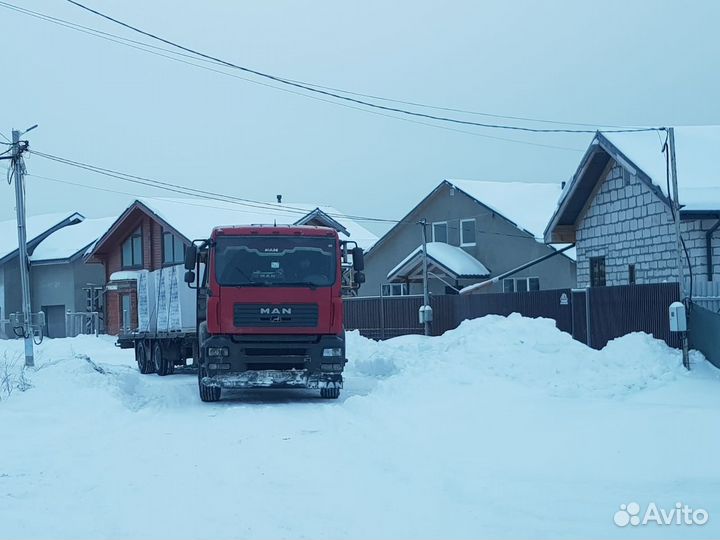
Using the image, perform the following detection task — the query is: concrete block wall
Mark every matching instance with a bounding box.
[576,163,718,287]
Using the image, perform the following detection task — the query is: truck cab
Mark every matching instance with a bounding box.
[185,225,364,402]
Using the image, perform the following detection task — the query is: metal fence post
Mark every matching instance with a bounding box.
[379,291,385,340]
[585,287,592,348]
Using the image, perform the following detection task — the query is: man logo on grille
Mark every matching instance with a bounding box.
[260,307,292,316]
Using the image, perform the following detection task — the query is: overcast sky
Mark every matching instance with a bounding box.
[2,0,719,235]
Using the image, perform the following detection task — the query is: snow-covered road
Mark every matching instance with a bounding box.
[1,315,719,539]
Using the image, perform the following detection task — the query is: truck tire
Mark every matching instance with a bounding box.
[136,341,154,374]
[153,342,174,376]
[320,387,340,399]
[198,368,221,402]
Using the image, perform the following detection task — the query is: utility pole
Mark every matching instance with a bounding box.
[668,127,690,370]
[419,219,431,336]
[9,129,35,366]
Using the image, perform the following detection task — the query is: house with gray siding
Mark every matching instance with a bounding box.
[545,128,720,294]
[0,214,112,338]
[362,180,576,296]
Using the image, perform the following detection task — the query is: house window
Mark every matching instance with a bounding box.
[590,256,606,287]
[381,283,408,296]
[503,277,540,293]
[460,219,476,246]
[628,264,636,284]
[121,228,143,269]
[163,231,186,265]
[432,222,448,243]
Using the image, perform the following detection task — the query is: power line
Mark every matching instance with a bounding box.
[0,3,582,152]
[63,0,664,135]
[28,172,554,241]
[29,149,555,238]
[28,149,405,224]
[0,2,627,132]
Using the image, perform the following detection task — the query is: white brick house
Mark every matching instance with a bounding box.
[545,128,720,292]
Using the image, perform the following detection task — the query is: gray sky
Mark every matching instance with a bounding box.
[2,0,719,235]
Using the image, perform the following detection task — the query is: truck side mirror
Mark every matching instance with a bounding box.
[352,247,365,271]
[184,270,196,284]
[184,246,197,270]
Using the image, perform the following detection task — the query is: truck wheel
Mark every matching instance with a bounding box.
[153,342,174,376]
[136,341,154,374]
[198,368,221,402]
[320,387,340,399]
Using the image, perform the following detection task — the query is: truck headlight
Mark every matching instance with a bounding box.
[322,347,342,357]
[207,347,229,357]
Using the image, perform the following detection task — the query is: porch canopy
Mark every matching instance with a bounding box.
[387,242,490,283]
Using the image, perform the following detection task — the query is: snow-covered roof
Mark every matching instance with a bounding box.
[448,179,576,259]
[30,217,117,262]
[603,127,720,212]
[387,242,490,281]
[0,212,82,262]
[121,198,378,250]
[449,180,562,240]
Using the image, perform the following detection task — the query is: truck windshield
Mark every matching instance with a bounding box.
[214,236,336,287]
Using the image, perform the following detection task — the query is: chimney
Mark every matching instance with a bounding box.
[561,181,566,189]
[276,194,282,204]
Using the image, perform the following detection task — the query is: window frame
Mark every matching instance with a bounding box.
[590,256,606,287]
[162,230,186,266]
[381,283,408,297]
[460,218,476,247]
[431,221,448,243]
[121,227,144,269]
[503,276,540,293]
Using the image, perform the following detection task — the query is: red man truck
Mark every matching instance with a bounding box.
[118,224,365,402]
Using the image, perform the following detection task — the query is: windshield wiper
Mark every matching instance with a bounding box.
[279,282,319,290]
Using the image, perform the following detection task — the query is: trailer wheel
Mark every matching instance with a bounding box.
[320,387,340,399]
[198,368,221,402]
[136,341,154,374]
[153,342,174,376]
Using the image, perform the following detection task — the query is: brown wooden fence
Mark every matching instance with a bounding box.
[344,282,681,349]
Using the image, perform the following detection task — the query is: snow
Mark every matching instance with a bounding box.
[1,316,719,539]
[128,197,378,250]
[109,270,141,281]
[29,217,116,262]
[448,179,576,258]
[603,126,720,212]
[0,212,80,261]
[387,241,490,279]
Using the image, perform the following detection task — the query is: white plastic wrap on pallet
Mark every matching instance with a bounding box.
[136,270,158,333]
[154,264,198,333]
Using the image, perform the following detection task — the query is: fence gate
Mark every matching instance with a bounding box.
[688,302,720,369]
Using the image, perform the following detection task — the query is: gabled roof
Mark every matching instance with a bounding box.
[368,179,575,260]
[387,242,491,282]
[87,197,378,259]
[545,127,720,243]
[0,212,84,266]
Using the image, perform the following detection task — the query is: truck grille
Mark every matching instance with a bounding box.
[233,304,319,328]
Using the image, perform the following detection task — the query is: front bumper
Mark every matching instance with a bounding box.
[200,370,342,389]
[201,333,345,389]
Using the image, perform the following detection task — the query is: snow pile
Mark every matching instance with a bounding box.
[1,316,719,539]
[346,314,697,398]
